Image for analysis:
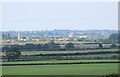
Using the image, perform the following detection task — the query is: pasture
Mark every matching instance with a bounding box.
[2,48,119,75]
[2,64,118,75]
[21,49,118,55]
[2,60,119,65]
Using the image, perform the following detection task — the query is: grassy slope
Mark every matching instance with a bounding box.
[2,64,118,75]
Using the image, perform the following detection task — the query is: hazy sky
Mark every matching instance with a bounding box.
[1,2,118,31]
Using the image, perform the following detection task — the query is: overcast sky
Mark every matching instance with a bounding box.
[1,2,118,31]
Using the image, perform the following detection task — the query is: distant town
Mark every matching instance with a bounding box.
[1,30,119,44]
[0,29,119,51]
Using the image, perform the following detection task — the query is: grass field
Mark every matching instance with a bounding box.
[2,64,118,75]
[1,49,118,56]
[2,48,119,75]
[2,60,119,65]
[21,49,118,55]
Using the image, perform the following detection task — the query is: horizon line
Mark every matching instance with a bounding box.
[0,29,119,32]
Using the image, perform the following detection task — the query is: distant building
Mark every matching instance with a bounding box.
[79,35,88,38]
[17,32,20,40]
[2,33,12,39]
[68,32,73,37]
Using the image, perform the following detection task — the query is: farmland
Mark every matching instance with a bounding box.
[2,60,119,64]
[1,4,120,76]
[21,49,118,55]
[2,64,118,75]
[2,47,119,75]
[1,48,118,56]
[2,48,119,62]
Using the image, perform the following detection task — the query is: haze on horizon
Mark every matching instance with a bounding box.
[0,2,118,31]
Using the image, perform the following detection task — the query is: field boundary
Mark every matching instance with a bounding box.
[2,61,120,66]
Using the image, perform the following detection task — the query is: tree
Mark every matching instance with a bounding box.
[42,44,50,50]
[110,44,117,48]
[98,43,103,49]
[36,44,42,50]
[109,34,118,40]
[24,43,36,50]
[65,43,75,50]
[2,45,9,51]
[47,41,61,50]
[10,44,23,50]
[5,48,21,62]
[109,34,120,44]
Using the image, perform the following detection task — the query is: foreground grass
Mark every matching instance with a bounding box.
[2,64,118,75]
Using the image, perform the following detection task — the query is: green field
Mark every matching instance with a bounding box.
[2,60,119,65]
[2,64,118,75]
[2,48,119,75]
[21,49,118,55]
[1,49,118,56]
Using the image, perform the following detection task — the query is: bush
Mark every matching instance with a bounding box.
[110,44,117,48]
[103,73,120,77]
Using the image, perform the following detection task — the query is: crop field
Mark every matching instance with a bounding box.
[2,64,118,75]
[21,49,118,55]
[2,48,119,75]
[2,60,119,65]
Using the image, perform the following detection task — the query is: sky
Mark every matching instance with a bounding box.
[0,2,118,31]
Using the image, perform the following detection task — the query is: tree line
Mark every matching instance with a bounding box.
[2,41,75,51]
[2,42,119,51]
[101,34,120,44]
